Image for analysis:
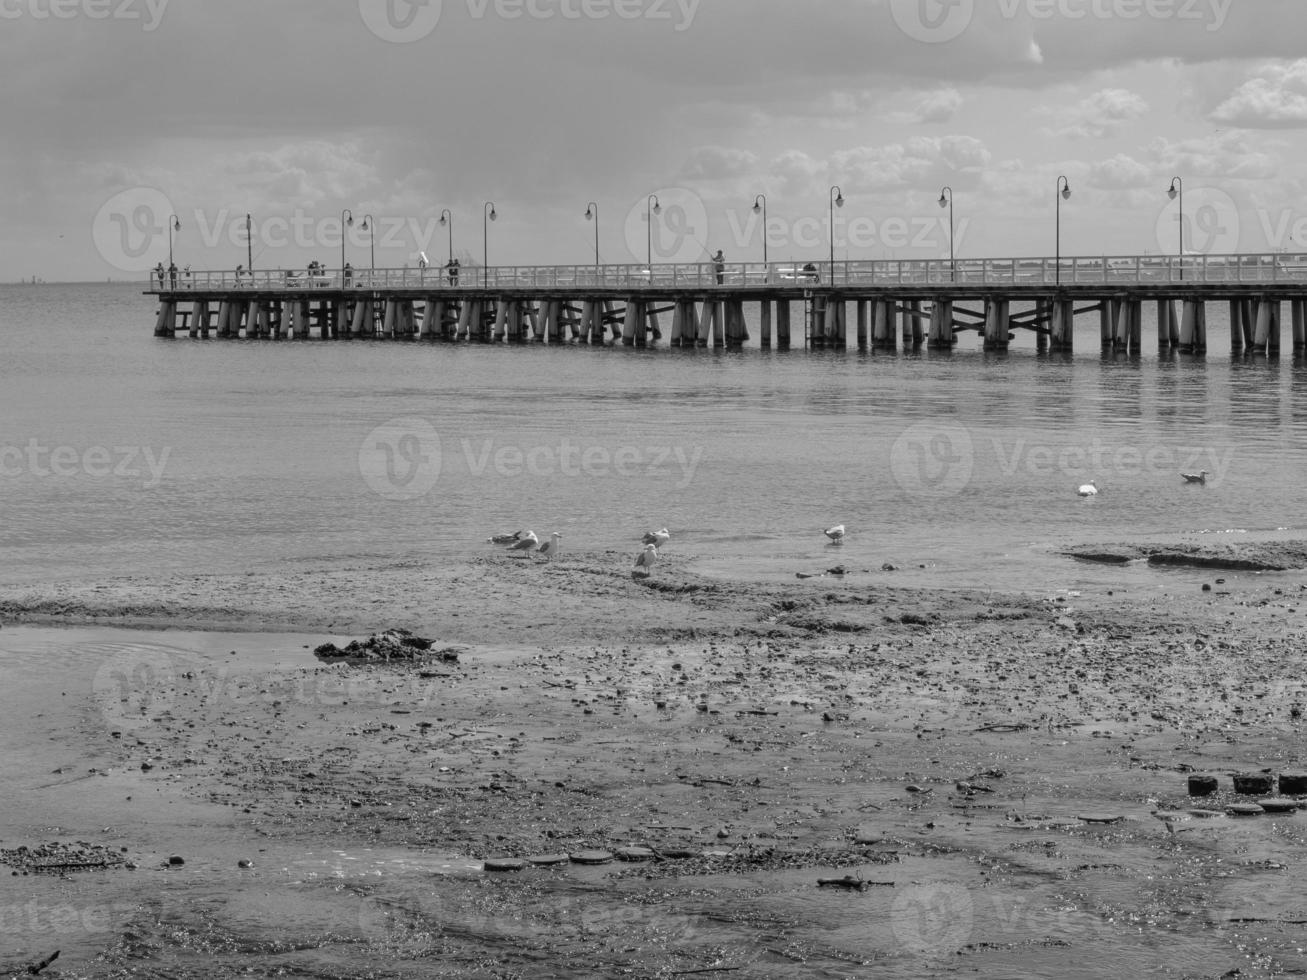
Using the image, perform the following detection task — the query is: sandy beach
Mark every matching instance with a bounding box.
[3,544,1307,978]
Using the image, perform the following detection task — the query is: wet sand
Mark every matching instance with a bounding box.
[2,545,1307,978]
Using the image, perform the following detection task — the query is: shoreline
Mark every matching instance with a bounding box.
[3,546,1307,977]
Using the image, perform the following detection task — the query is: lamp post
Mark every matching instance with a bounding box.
[362,214,375,270]
[340,208,354,277]
[245,213,253,275]
[439,209,453,268]
[752,194,768,273]
[1168,177,1183,281]
[1055,176,1071,286]
[584,202,599,268]
[938,186,954,282]
[646,194,661,276]
[483,201,497,287]
[167,213,180,268]
[829,185,844,283]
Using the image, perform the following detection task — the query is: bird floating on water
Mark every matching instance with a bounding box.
[823,524,846,543]
[642,527,670,547]
[1181,470,1209,485]
[537,531,563,560]
[487,530,525,544]
[1077,481,1099,497]
[633,544,658,575]
[505,530,539,553]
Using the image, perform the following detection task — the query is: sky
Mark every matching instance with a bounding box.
[4,0,1307,280]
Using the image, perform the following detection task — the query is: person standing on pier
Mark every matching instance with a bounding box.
[167,262,177,290]
[154,262,165,288]
[447,257,460,285]
[343,262,353,288]
[713,249,726,284]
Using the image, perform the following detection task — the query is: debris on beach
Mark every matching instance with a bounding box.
[313,628,458,665]
[1,842,127,875]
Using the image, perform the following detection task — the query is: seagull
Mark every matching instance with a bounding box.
[642,527,670,547]
[1077,481,1099,497]
[537,532,563,560]
[1181,470,1209,485]
[506,530,539,553]
[633,544,658,575]
[487,530,525,544]
[823,524,846,543]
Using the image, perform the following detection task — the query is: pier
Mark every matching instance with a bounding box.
[147,253,1307,355]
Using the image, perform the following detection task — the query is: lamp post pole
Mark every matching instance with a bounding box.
[585,202,599,269]
[245,213,253,275]
[1168,177,1184,281]
[938,186,954,282]
[828,186,844,283]
[439,209,453,268]
[483,202,497,287]
[752,194,768,273]
[362,214,375,270]
[340,208,354,278]
[167,213,180,269]
[1055,176,1071,286]
[646,194,661,276]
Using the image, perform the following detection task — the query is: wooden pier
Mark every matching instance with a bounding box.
[146,254,1307,355]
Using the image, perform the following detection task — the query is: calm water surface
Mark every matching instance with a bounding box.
[2,282,1305,593]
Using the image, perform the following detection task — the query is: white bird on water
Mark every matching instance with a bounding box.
[823,524,846,543]
[1077,481,1099,497]
[1181,470,1209,485]
[634,544,658,575]
[487,530,525,545]
[506,530,540,553]
[642,527,671,548]
[537,532,563,560]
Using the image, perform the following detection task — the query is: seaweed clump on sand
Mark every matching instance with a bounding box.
[313,628,460,665]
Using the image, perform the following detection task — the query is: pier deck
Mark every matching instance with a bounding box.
[146,254,1307,354]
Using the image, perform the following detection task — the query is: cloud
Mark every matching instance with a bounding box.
[1049,88,1150,139]
[889,88,964,125]
[1211,59,1307,128]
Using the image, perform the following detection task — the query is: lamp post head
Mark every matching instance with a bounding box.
[1168,179,1179,201]
[1061,184,1071,201]
[834,192,844,208]
[938,193,948,208]
[488,208,497,222]
[585,204,595,221]
[171,215,181,231]
[752,201,762,214]
[439,210,450,226]
[652,201,661,216]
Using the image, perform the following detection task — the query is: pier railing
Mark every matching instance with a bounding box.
[148,252,1307,292]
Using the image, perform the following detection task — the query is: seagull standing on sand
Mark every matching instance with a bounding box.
[506,530,539,554]
[537,532,563,560]
[642,527,671,548]
[1181,470,1209,485]
[1077,481,1099,497]
[634,544,658,575]
[824,524,846,543]
[487,530,525,545]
